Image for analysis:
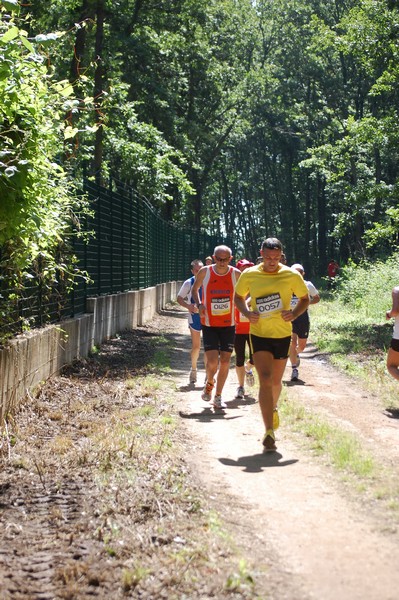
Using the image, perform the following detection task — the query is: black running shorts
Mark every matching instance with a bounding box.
[249,334,291,360]
[202,325,235,353]
[234,333,253,367]
[391,338,399,352]
[292,311,310,339]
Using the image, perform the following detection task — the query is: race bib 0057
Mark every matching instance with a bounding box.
[211,296,231,315]
[256,293,283,317]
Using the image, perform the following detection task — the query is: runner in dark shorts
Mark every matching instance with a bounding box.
[386,285,399,381]
[289,264,320,382]
[202,325,235,354]
[234,239,309,452]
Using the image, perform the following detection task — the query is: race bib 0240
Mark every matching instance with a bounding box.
[211,296,231,315]
[256,293,283,317]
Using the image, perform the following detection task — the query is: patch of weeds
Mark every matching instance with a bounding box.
[281,400,399,512]
[48,410,64,421]
[125,378,136,389]
[283,400,375,478]
[225,559,255,593]
[149,349,171,371]
[149,334,174,348]
[328,434,374,478]
[133,375,164,395]
[208,510,231,542]
[50,435,74,455]
[135,405,155,417]
[122,566,151,592]
[11,456,27,469]
[311,297,399,411]
[387,498,399,511]
[104,545,117,557]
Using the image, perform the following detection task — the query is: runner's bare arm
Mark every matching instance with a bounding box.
[234,293,260,323]
[177,294,198,313]
[191,267,206,314]
[386,286,399,319]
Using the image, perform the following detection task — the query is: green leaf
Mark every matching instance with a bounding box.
[0,26,19,44]
[20,36,35,54]
[64,126,79,139]
[1,0,20,14]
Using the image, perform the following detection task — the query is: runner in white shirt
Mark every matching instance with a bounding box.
[177,259,204,385]
[289,264,320,381]
[386,285,399,381]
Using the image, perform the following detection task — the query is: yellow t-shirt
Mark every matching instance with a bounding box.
[235,264,309,338]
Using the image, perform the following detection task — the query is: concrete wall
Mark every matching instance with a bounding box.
[0,281,180,422]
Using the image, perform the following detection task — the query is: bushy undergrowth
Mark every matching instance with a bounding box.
[334,253,399,318]
[310,253,399,407]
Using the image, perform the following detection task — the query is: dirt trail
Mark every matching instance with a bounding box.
[172,308,399,600]
[1,306,399,599]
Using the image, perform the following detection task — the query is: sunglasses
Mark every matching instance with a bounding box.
[214,256,230,262]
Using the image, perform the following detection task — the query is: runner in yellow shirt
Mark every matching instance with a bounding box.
[234,238,309,451]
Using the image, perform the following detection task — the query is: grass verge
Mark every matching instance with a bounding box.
[280,393,399,522]
[1,328,262,599]
[310,294,399,410]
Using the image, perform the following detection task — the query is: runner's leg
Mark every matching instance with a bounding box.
[215,351,233,396]
[290,332,299,367]
[190,327,201,370]
[387,347,399,381]
[205,349,219,383]
[272,358,288,408]
[253,351,274,430]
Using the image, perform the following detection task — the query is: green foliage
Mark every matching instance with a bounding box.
[3,0,399,296]
[106,99,194,208]
[309,253,399,409]
[334,253,399,317]
[0,4,90,339]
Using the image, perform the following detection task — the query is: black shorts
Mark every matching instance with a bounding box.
[292,311,310,339]
[202,325,235,353]
[249,334,291,360]
[234,333,253,367]
[391,338,399,352]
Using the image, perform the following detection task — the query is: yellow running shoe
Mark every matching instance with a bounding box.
[262,429,277,452]
[273,408,280,430]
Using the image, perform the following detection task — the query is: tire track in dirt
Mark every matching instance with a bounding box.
[0,478,98,598]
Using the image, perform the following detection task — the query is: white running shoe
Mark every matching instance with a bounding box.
[189,368,197,384]
[213,394,226,409]
[201,379,215,402]
[235,385,245,399]
[291,367,299,381]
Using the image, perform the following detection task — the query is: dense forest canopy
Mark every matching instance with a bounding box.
[2,0,399,277]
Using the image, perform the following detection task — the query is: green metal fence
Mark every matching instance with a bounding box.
[78,177,232,295]
[0,178,232,341]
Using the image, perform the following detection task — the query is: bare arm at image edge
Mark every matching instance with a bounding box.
[386,286,399,319]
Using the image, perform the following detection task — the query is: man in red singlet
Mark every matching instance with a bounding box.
[327,259,340,289]
[192,245,241,409]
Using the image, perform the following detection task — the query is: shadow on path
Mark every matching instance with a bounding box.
[383,408,399,420]
[219,453,299,473]
[179,409,242,422]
